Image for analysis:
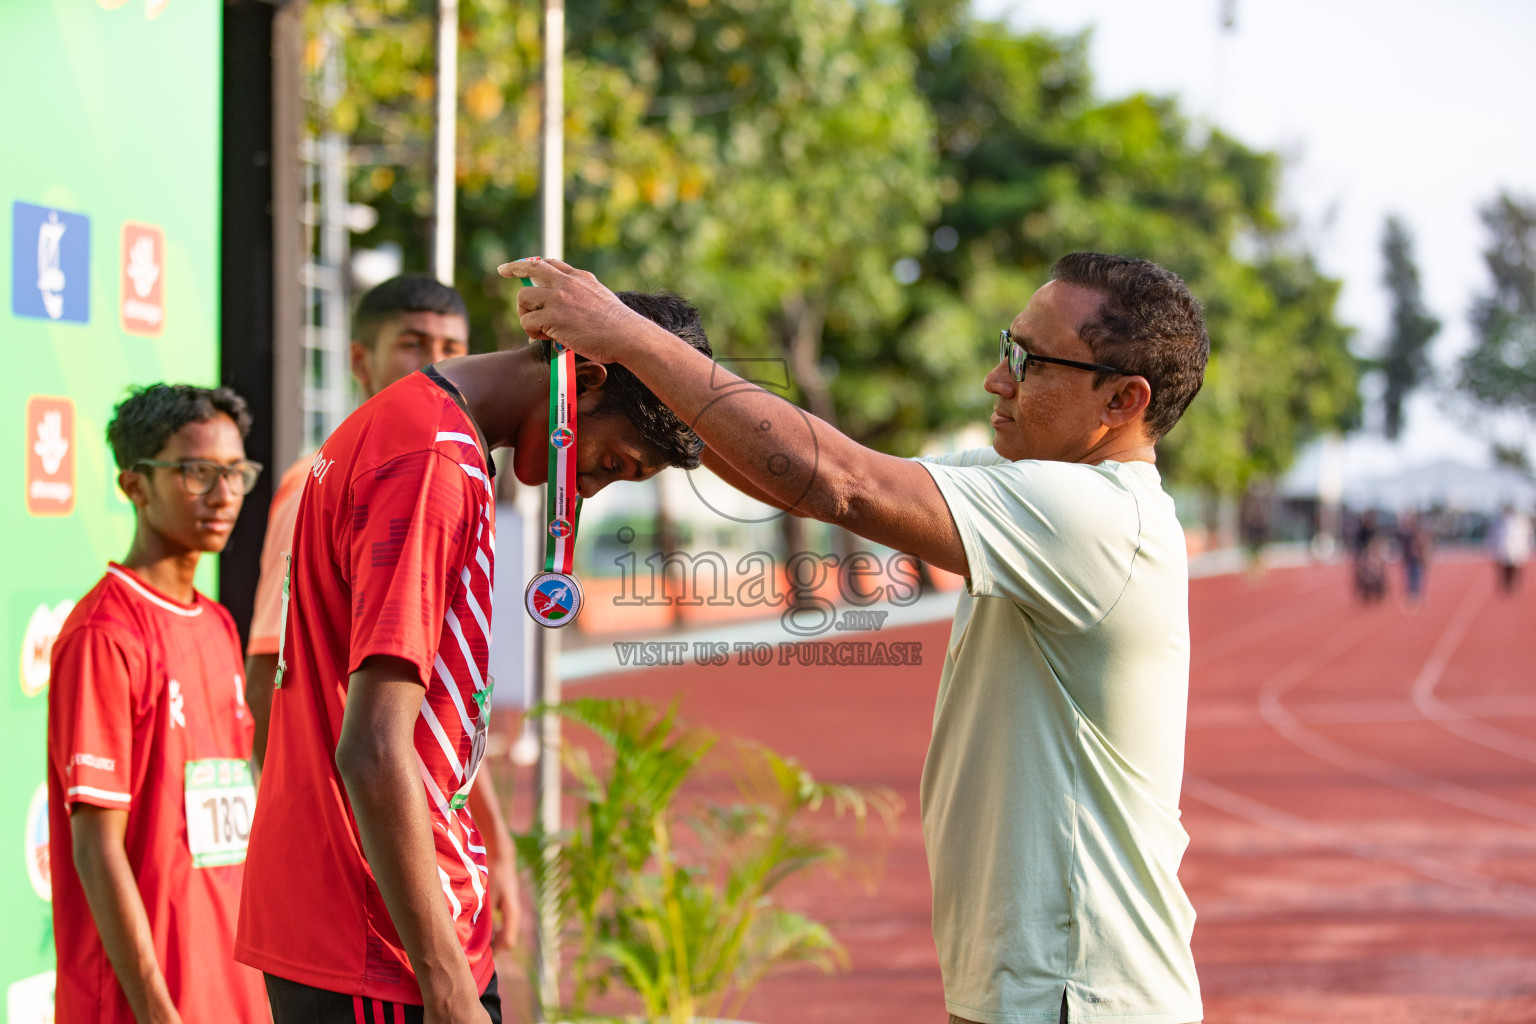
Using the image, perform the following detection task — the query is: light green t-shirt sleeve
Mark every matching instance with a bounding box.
[916,454,1142,633]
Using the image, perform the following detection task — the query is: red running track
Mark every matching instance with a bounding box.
[497,557,1536,1023]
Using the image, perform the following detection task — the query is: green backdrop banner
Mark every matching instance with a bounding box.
[0,2,222,1019]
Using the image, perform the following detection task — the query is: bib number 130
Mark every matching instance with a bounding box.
[184,758,255,867]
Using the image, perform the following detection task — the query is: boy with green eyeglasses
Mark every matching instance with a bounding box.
[46,383,270,1024]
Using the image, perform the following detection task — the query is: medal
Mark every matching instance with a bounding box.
[523,275,584,627]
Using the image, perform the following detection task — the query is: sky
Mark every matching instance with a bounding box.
[974,0,1536,478]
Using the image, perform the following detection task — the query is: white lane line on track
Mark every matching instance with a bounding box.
[1190,695,1536,730]
[1191,585,1349,671]
[1257,586,1536,832]
[1409,575,1536,764]
[1182,774,1536,911]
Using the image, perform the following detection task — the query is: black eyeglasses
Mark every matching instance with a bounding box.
[134,459,264,496]
[999,329,1127,383]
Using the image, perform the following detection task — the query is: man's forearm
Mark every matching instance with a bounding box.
[244,652,278,775]
[72,811,181,1024]
[626,324,864,523]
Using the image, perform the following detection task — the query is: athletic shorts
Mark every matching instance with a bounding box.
[264,973,502,1024]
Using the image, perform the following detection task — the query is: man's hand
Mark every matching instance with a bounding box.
[485,851,521,952]
[424,1000,493,1024]
[498,257,666,363]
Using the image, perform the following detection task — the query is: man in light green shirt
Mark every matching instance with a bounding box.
[502,252,1208,1024]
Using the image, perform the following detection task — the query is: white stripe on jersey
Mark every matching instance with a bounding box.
[436,864,463,918]
[419,699,465,782]
[457,463,493,499]
[432,653,477,738]
[475,542,492,590]
[416,753,486,921]
[68,784,132,803]
[458,567,491,640]
[106,566,203,618]
[435,431,479,448]
[444,608,486,692]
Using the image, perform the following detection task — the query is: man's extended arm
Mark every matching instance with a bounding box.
[336,655,489,1024]
[508,258,966,574]
[72,806,183,1024]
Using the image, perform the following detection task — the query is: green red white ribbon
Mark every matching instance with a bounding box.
[544,337,581,575]
[522,274,585,627]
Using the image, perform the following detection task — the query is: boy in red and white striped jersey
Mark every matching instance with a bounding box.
[237,292,710,1024]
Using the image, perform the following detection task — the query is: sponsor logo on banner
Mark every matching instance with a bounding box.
[26,396,75,516]
[11,202,90,323]
[20,599,75,697]
[121,222,164,335]
[4,969,54,1024]
[24,782,50,901]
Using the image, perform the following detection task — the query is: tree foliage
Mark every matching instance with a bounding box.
[1376,216,1440,440]
[1459,193,1536,420]
[890,8,1358,486]
[318,0,1359,493]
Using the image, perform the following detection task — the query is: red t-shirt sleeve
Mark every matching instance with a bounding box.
[50,626,143,810]
[345,449,479,685]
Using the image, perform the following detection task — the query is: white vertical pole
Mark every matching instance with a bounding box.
[533,2,565,1016]
[541,0,565,264]
[319,29,350,436]
[432,0,459,286]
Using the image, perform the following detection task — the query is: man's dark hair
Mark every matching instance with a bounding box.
[353,274,468,350]
[1049,252,1209,441]
[106,384,252,470]
[536,291,713,469]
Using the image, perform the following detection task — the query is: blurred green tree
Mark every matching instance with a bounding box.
[1459,193,1536,424]
[320,0,1358,495]
[891,5,1360,489]
[1376,215,1440,440]
[562,0,940,439]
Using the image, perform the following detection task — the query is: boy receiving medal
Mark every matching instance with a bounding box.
[237,291,710,1024]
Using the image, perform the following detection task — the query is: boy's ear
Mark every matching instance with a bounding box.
[117,468,149,509]
[573,361,609,394]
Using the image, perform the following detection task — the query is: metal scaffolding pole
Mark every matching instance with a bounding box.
[300,26,351,450]
[533,0,565,1016]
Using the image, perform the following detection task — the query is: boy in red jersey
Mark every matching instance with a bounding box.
[47,383,269,1024]
[237,292,711,1024]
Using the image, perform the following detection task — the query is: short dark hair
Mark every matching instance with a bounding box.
[1049,252,1209,441]
[106,384,252,470]
[536,291,713,469]
[353,274,468,350]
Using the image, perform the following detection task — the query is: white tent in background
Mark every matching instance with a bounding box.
[1339,459,1536,513]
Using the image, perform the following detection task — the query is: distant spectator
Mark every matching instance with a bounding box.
[1490,504,1532,594]
[1397,511,1432,611]
[1352,510,1388,604]
[1239,486,1272,579]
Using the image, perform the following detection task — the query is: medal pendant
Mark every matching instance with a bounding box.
[525,571,584,628]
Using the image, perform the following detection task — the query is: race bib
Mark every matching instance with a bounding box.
[185,758,255,867]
